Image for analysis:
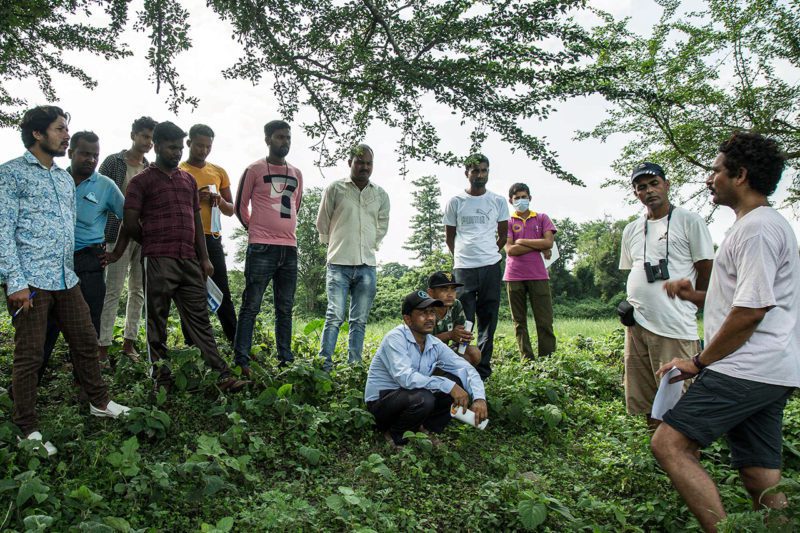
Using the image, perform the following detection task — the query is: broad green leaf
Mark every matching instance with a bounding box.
[518,500,547,530]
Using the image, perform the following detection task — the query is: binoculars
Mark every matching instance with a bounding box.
[644,259,670,283]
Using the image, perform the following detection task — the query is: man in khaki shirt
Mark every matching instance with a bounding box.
[316,144,390,371]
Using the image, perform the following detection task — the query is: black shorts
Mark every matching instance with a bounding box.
[663,369,795,469]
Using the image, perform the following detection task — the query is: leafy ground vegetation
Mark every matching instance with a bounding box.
[0,315,797,532]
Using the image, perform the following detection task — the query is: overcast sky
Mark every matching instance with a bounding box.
[2,0,797,269]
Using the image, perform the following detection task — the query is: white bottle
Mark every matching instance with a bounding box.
[450,405,489,430]
[457,320,474,355]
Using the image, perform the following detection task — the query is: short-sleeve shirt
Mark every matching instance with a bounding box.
[74,172,125,251]
[180,161,231,236]
[504,211,557,281]
[124,164,200,259]
[704,207,800,387]
[443,190,509,269]
[619,207,715,340]
[235,160,304,247]
[433,299,467,341]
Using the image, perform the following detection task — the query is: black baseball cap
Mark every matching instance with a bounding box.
[427,271,464,289]
[402,290,444,316]
[631,162,666,183]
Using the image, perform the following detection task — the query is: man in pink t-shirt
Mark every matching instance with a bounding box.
[233,120,303,372]
[503,182,557,358]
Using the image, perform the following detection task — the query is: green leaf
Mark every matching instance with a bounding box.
[325,494,344,511]
[303,319,325,335]
[69,485,104,507]
[103,516,132,532]
[299,445,322,466]
[518,500,547,530]
[215,517,234,532]
[277,383,293,398]
[23,514,54,532]
[539,404,563,428]
[197,435,225,458]
[17,476,49,507]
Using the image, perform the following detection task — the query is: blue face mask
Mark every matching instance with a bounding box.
[513,198,530,212]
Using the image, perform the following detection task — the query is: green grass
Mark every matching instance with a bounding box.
[0,315,795,532]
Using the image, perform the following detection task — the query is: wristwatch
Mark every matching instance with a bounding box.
[692,352,706,371]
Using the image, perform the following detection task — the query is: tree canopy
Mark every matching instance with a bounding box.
[1,0,623,184]
[582,0,800,213]
[4,0,799,205]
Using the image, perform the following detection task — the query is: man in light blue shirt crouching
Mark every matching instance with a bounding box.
[365,291,488,446]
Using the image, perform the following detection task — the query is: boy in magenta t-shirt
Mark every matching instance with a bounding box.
[503,182,557,358]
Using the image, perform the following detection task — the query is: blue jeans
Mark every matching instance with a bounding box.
[318,264,377,368]
[234,244,297,366]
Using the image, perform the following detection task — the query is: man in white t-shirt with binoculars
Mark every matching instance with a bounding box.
[618,162,715,430]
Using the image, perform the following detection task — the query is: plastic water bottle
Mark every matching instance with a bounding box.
[457,320,474,355]
[450,405,489,430]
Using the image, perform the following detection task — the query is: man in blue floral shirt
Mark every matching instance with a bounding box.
[0,106,130,456]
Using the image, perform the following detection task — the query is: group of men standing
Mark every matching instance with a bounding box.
[1,105,798,531]
[0,105,399,453]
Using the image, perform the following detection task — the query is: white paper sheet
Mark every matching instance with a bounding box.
[651,367,683,421]
[542,241,560,269]
[206,277,223,314]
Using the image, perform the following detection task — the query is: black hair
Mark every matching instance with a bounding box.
[189,124,215,140]
[508,182,530,199]
[348,143,374,162]
[465,153,489,170]
[20,105,70,148]
[718,131,786,197]
[264,120,290,138]
[69,131,99,149]
[131,116,158,134]
[152,121,187,144]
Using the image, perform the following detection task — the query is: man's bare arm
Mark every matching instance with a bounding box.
[445,225,457,255]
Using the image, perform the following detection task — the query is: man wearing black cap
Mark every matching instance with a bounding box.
[364,291,487,446]
[618,162,714,430]
[426,271,481,366]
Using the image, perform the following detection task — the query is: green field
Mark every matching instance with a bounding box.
[0,315,796,532]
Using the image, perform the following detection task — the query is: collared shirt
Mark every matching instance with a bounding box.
[504,210,557,281]
[124,164,200,259]
[0,151,78,295]
[316,178,390,266]
[99,149,149,243]
[364,324,486,402]
[75,172,125,251]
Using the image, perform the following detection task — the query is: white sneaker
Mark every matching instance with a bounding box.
[90,400,131,419]
[19,431,57,456]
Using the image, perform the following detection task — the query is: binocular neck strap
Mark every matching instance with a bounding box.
[643,204,674,264]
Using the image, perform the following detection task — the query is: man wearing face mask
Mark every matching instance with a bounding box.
[234,120,303,373]
[504,183,557,359]
[443,154,509,380]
